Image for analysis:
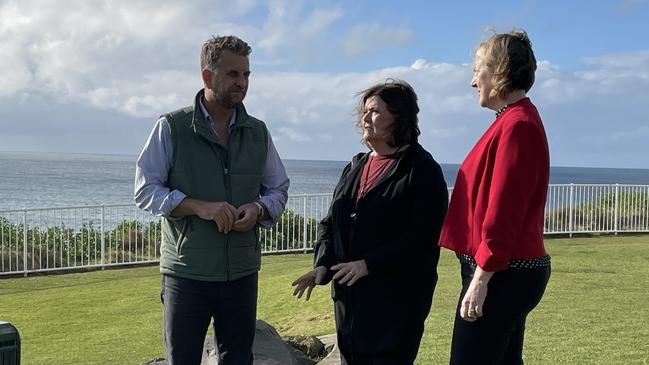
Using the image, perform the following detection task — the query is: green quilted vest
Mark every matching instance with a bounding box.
[160,89,268,281]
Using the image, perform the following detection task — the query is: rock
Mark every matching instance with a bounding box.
[315,334,340,365]
[286,345,317,365]
[252,320,301,365]
[324,344,334,354]
[140,320,334,365]
[283,335,326,360]
[140,358,166,365]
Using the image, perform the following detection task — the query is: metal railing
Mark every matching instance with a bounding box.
[544,184,649,236]
[1,184,648,276]
[0,194,334,276]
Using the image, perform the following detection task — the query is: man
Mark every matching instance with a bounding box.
[134,35,289,365]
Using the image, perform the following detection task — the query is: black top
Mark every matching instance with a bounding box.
[314,143,448,352]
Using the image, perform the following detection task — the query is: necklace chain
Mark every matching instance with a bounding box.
[495,104,510,118]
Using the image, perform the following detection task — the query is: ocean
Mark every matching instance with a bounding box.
[1,151,649,210]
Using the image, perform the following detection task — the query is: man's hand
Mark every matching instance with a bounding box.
[331,260,369,286]
[172,198,238,234]
[233,203,259,232]
[194,201,238,234]
[292,266,327,300]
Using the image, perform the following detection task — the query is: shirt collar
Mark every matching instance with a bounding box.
[198,97,237,132]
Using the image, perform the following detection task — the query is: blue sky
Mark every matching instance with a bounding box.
[0,0,648,168]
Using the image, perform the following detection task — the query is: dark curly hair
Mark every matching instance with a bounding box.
[356,79,420,148]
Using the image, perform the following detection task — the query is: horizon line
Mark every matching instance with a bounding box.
[0,149,648,171]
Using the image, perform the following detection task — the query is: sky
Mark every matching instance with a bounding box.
[0,0,648,168]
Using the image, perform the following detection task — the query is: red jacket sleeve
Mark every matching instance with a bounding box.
[474,119,545,271]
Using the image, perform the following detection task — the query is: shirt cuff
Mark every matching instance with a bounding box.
[160,190,187,218]
[258,196,282,228]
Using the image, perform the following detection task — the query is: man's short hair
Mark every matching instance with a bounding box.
[200,35,252,71]
[356,79,421,148]
[476,30,537,98]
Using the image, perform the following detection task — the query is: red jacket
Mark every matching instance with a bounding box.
[439,98,549,271]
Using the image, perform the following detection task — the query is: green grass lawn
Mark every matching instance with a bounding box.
[1,235,648,364]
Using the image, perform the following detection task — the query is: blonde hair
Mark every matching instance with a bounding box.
[476,30,537,98]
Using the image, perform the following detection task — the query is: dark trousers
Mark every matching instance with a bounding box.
[338,318,426,365]
[161,273,258,365]
[449,263,550,365]
[340,350,417,365]
[340,343,421,365]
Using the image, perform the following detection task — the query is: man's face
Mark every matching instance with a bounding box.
[208,50,250,108]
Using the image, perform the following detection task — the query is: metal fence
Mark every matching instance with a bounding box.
[544,184,649,235]
[1,184,648,276]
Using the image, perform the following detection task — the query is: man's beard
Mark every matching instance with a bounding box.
[217,89,246,108]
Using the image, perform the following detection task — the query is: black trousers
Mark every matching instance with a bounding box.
[449,263,550,365]
[338,278,434,365]
[160,273,258,365]
[340,347,418,365]
[340,342,422,365]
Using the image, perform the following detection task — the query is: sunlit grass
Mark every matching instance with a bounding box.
[1,235,648,364]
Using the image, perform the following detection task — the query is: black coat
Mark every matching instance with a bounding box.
[314,144,448,356]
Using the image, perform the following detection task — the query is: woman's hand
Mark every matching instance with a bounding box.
[331,260,369,286]
[292,266,327,300]
[460,266,494,322]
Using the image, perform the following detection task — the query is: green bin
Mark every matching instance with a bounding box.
[0,321,20,365]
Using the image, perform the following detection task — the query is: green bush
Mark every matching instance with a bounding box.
[260,209,319,251]
[1,209,318,273]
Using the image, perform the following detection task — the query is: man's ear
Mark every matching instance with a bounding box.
[201,69,213,89]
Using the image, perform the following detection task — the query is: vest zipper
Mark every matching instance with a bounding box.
[205,140,231,281]
[224,127,235,281]
[224,168,232,280]
[222,123,242,281]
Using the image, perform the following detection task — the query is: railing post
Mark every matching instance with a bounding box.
[23,209,28,277]
[302,194,308,253]
[614,184,619,235]
[568,183,574,238]
[101,205,106,269]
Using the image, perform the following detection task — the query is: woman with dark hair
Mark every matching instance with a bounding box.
[292,80,448,364]
[439,30,551,365]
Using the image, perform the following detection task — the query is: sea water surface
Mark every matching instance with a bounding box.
[1,151,648,210]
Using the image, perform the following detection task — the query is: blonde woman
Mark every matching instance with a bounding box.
[440,30,551,365]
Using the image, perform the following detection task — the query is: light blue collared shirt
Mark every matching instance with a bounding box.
[134,99,290,227]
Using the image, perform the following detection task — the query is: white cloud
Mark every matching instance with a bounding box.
[79,70,198,117]
[0,41,31,95]
[342,24,414,57]
[0,1,648,168]
[0,0,257,107]
[411,59,428,70]
[582,50,649,68]
[534,52,649,107]
[278,127,312,142]
[5,47,649,166]
[244,54,649,166]
[257,0,343,57]
[123,94,183,117]
[299,8,345,37]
